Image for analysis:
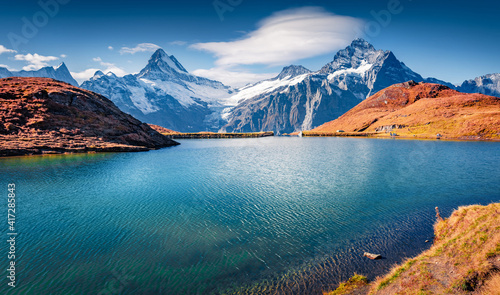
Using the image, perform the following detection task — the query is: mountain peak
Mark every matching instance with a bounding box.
[144,48,188,74]
[55,62,68,71]
[276,65,311,80]
[349,38,375,51]
[51,62,79,86]
[151,48,168,59]
[319,38,380,74]
[93,70,105,77]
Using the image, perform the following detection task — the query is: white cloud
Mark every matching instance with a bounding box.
[14,53,59,71]
[71,57,129,84]
[0,64,16,71]
[92,57,128,75]
[108,46,114,50]
[60,54,67,58]
[71,68,100,82]
[0,45,16,55]
[169,41,187,46]
[191,7,363,67]
[192,67,277,88]
[120,43,160,54]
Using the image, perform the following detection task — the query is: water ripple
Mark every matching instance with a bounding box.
[0,137,499,294]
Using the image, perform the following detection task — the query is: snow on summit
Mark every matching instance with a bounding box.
[80,48,235,132]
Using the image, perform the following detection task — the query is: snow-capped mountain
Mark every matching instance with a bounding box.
[0,63,78,86]
[229,65,312,103]
[72,41,500,134]
[81,49,235,132]
[319,38,423,97]
[458,73,500,98]
[222,69,360,134]
[222,38,426,134]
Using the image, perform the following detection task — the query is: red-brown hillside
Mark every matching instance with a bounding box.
[0,77,178,156]
[307,81,500,140]
[148,124,180,134]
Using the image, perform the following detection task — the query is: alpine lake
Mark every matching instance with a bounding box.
[1,137,499,294]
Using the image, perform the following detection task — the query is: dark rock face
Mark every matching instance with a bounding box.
[368,51,423,96]
[0,77,178,157]
[223,76,360,134]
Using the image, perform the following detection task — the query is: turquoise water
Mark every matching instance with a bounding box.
[1,137,499,294]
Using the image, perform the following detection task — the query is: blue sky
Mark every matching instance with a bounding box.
[0,0,498,87]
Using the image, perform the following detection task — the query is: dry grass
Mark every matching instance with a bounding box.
[368,203,500,294]
[147,124,180,134]
[480,272,500,295]
[324,274,369,295]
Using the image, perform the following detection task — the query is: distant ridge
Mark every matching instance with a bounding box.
[458,73,500,98]
[0,63,78,86]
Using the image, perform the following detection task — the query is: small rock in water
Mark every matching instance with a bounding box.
[363,252,382,260]
[425,240,429,243]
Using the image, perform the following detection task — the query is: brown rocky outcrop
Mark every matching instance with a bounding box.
[0,77,179,157]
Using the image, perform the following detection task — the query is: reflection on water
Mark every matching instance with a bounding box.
[1,137,499,294]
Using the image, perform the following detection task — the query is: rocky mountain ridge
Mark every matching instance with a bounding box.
[222,39,426,134]
[0,63,78,86]
[2,41,498,134]
[222,39,500,134]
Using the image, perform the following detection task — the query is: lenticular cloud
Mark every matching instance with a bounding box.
[191,7,364,67]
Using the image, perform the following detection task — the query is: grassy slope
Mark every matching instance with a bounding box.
[324,203,500,295]
[324,274,369,295]
[147,124,181,134]
[308,82,500,140]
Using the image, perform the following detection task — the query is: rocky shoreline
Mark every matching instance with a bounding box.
[0,134,155,157]
[301,131,500,142]
[325,203,500,294]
